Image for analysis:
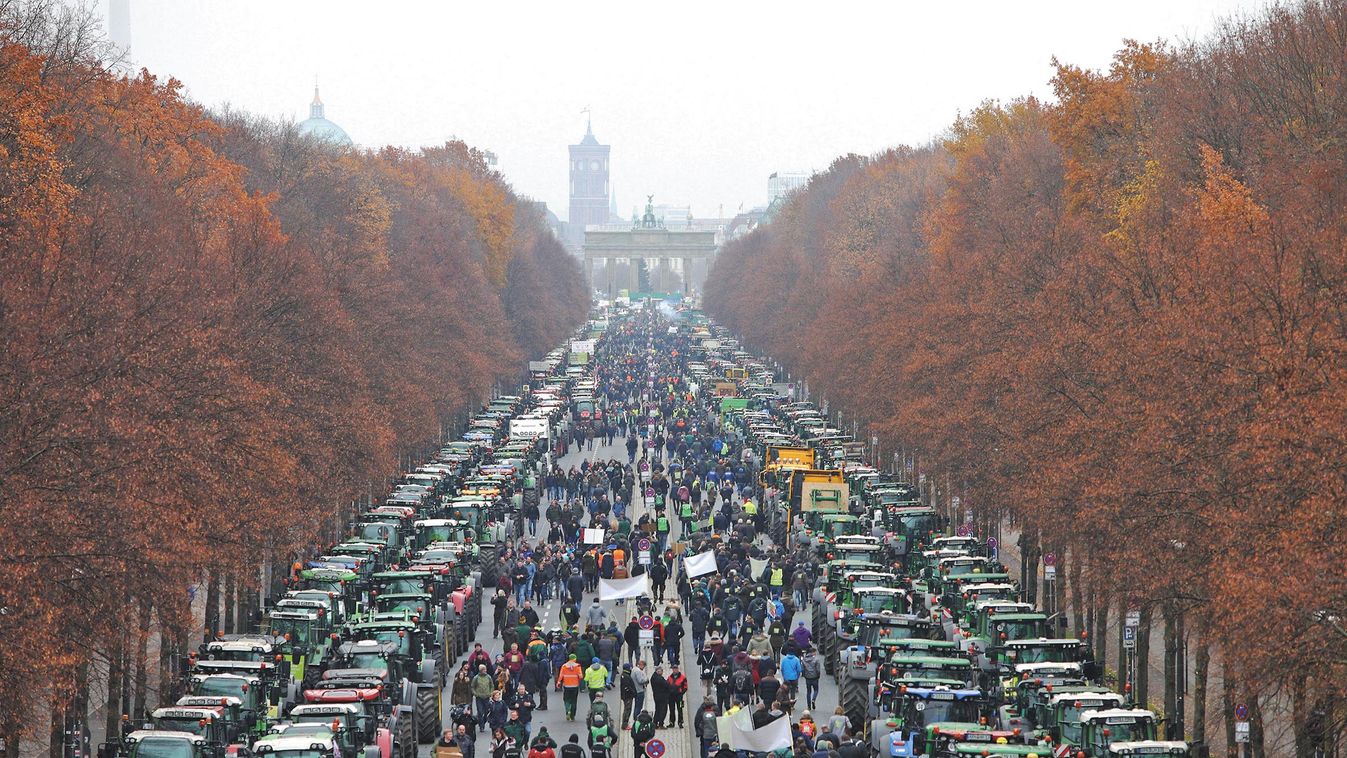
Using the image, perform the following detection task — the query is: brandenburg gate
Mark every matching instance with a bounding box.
[583,196,718,295]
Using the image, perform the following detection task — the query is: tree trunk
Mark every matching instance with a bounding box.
[1163,603,1178,731]
[133,598,153,719]
[1292,675,1309,758]
[223,574,236,634]
[1093,589,1110,668]
[157,612,177,708]
[1222,667,1236,758]
[104,639,124,744]
[48,700,62,758]
[1193,622,1210,750]
[1250,692,1265,758]
[1136,603,1153,708]
[1069,554,1085,637]
[204,570,220,642]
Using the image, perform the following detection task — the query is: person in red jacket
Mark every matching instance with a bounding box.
[666,664,689,728]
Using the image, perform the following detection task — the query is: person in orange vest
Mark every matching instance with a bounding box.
[556,654,584,721]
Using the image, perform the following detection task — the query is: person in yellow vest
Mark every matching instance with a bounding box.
[769,564,785,600]
[584,658,609,707]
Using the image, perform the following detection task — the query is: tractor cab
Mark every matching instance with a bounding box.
[150,707,237,746]
[992,639,1098,684]
[1043,691,1126,746]
[261,609,331,686]
[371,593,432,621]
[880,655,979,690]
[251,733,338,758]
[186,674,269,736]
[869,687,985,758]
[370,571,433,597]
[199,637,276,663]
[1078,710,1161,756]
[852,587,913,615]
[300,568,359,598]
[929,536,983,555]
[412,519,476,551]
[285,702,372,756]
[117,731,219,758]
[881,506,943,556]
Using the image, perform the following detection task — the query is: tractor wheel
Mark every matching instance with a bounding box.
[415,686,441,743]
[478,544,499,587]
[811,604,823,638]
[841,676,867,734]
[393,707,416,758]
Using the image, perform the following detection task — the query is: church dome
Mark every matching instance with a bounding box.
[298,86,352,146]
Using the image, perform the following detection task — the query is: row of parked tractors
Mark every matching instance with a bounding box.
[96,345,583,758]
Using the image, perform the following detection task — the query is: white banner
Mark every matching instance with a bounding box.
[684,551,718,579]
[598,575,650,601]
[717,709,791,753]
[583,528,606,545]
[749,558,769,581]
[570,339,595,355]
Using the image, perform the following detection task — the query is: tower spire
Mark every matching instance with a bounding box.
[310,77,325,120]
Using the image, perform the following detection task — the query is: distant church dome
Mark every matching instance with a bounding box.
[298,85,352,146]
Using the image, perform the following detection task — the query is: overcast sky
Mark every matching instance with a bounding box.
[105,0,1267,219]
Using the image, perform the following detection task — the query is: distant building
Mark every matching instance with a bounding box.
[584,195,717,295]
[727,206,770,240]
[567,118,610,252]
[768,171,810,205]
[298,86,353,146]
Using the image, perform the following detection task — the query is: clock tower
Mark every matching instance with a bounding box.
[567,115,610,250]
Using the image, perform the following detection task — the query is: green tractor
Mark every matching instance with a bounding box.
[183,671,273,739]
[867,686,986,758]
[284,703,385,758]
[1075,709,1190,757]
[144,704,248,750]
[105,731,222,758]
[333,630,441,744]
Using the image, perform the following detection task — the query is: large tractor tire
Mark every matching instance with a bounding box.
[811,604,823,638]
[841,676,867,735]
[415,686,441,743]
[478,544,500,587]
[393,706,417,758]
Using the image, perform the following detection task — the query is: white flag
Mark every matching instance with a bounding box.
[749,558,769,581]
[731,712,791,752]
[684,550,718,579]
[599,575,650,601]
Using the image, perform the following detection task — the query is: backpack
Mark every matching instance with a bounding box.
[801,655,821,680]
[732,669,753,693]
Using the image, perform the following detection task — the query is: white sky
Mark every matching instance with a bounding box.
[104,0,1267,219]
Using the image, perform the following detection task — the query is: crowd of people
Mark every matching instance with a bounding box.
[442,310,860,758]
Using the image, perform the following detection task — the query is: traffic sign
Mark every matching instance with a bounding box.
[1123,625,1136,649]
[1044,565,1057,580]
[986,537,998,549]
[1125,609,1141,628]
[1235,703,1249,720]
[637,537,652,552]
[956,525,969,537]
[638,614,655,630]
[1234,721,1250,744]
[645,739,666,758]
[1043,552,1056,566]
